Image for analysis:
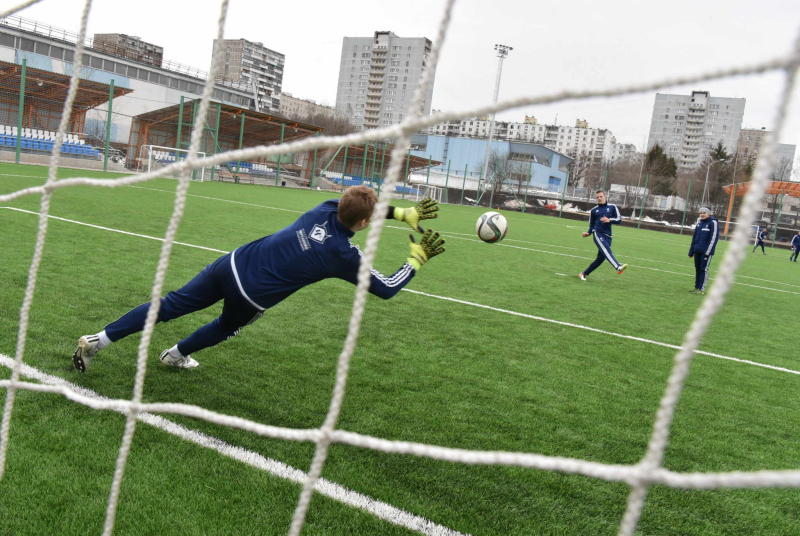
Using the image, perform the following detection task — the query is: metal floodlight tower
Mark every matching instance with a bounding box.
[479,43,513,207]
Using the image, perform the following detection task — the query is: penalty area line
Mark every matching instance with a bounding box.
[0,355,467,536]
[3,206,796,377]
[401,289,800,377]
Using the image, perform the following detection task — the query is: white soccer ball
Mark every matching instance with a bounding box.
[476,211,508,243]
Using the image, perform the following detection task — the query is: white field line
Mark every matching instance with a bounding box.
[440,233,800,296]
[400,289,800,377]
[17,176,785,290]
[0,354,467,536]
[132,185,799,290]
[446,229,800,290]
[2,206,798,377]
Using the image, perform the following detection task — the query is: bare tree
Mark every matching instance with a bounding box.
[567,153,603,199]
[774,156,793,181]
[607,157,643,208]
[484,151,530,199]
[282,111,358,136]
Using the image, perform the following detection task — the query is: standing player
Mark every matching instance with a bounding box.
[688,206,720,294]
[752,225,768,254]
[790,231,800,262]
[578,189,628,280]
[72,186,445,372]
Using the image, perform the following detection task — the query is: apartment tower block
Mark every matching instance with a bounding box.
[647,90,745,169]
[217,38,284,113]
[335,31,434,130]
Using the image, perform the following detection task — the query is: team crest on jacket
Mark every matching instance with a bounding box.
[309,222,331,244]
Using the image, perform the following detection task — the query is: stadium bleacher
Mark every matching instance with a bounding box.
[0,125,99,158]
[322,171,421,195]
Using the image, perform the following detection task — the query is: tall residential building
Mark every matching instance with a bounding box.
[217,38,284,113]
[92,33,163,67]
[737,127,796,179]
[647,90,745,170]
[425,117,617,162]
[611,143,639,162]
[279,93,336,120]
[335,31,434,130]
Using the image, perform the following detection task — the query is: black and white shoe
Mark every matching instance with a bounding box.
[159,348,199,369]
[72,335,100,373]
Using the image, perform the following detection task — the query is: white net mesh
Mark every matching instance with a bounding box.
[1,1,799,535]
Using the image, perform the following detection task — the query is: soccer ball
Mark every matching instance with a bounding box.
[476,211,508,243]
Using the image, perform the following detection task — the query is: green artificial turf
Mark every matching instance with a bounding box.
[1,162,798,535]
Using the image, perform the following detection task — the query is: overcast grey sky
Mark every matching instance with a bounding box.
[10,0,800,174]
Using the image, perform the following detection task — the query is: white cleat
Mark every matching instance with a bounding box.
[72,335,100,373]
[159,348,199,369]
[578,273,587,281]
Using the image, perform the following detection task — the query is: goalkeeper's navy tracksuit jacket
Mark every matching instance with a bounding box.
[791,234,800,261]
[689,216,720,291]
[105,199,416,355]
[582,202,623,275]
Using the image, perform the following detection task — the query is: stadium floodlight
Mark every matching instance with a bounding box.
[479,43,513,207]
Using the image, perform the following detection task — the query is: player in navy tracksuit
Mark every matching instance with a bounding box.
[752,226,767,254]
[578,190,628,280]
[688,207,720,294]
[790,231,800,262]
[72,186,444,372]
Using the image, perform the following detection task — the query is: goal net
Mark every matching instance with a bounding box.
[1,1,799,536]
[141,145,207,181]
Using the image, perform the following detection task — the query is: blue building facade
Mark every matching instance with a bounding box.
[410,134,572,192]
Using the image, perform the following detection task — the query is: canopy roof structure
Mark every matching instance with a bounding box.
[720,180,800,236]
[0,60,132,133]
[722,180,800,197]
[128,98,323,165]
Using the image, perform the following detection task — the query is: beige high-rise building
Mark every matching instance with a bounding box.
[647,90,745,170]
[335,31,434,130]
[217,38,284,113]
[737,127,796,180]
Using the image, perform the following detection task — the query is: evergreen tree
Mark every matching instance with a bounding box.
[645,144,678,196]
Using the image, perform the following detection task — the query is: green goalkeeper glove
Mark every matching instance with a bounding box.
[393,198,439,232]
[407,229,446,270]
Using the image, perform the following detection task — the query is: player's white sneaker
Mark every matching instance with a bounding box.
[617,264,628,274]
[578,273,587,281]
[159,348,199,369]
[72,335,100,373]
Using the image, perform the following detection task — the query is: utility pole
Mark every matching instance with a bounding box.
[479,43,513,207]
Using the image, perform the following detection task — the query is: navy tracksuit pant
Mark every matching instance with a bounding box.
[694,254,713,291]
[583,233,622,275]
[104,254,262,356]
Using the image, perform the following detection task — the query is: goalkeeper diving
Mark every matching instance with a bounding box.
[72,186,445,372]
